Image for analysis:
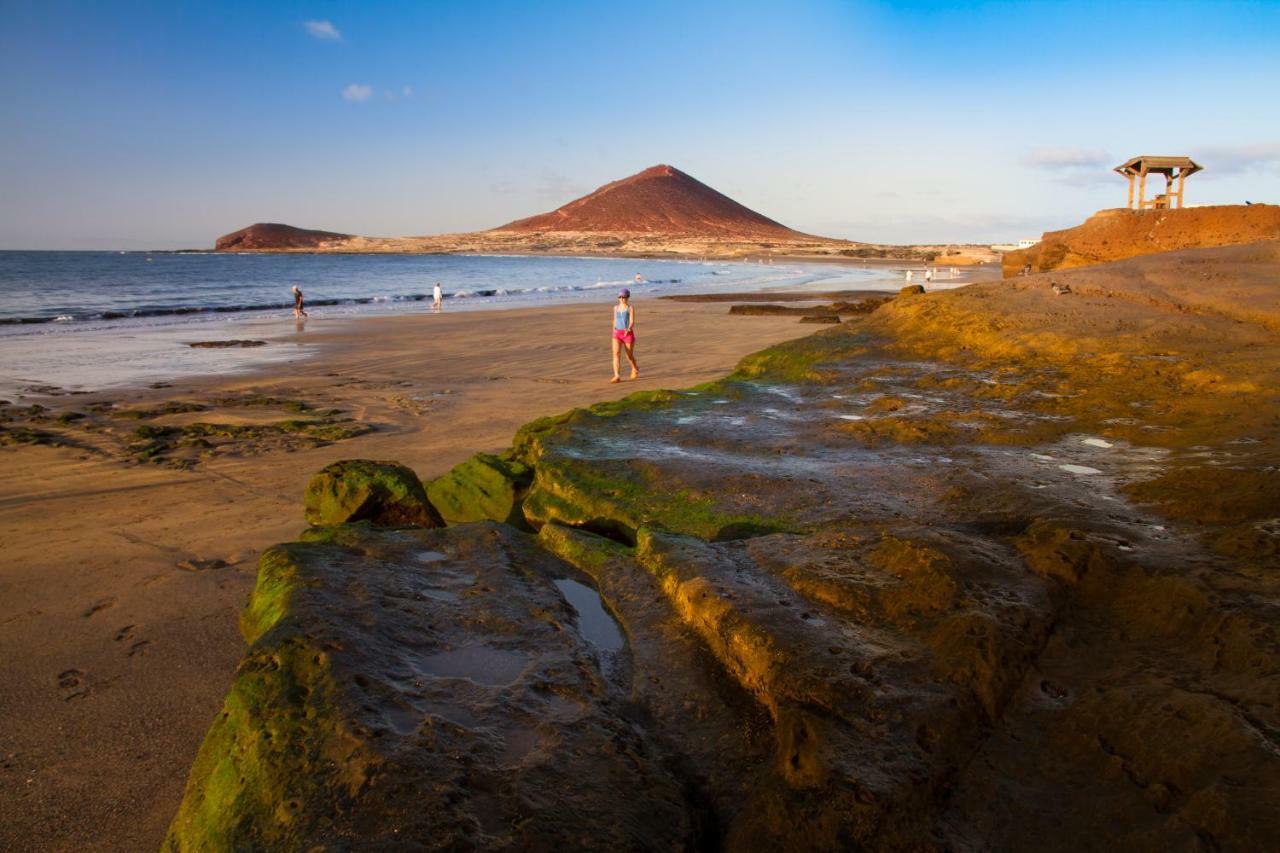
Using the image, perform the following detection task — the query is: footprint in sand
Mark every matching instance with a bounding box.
[127,640,151,657]
[114,624,136,642]
[81,597,116,618]
[57,668,89,701]
[176,558,229,572]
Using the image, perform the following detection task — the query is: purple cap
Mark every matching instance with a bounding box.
[619,288,631,298]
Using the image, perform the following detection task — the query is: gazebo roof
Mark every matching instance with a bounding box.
[1114,155,1202,177]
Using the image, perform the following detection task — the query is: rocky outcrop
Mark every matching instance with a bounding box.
[214,223,353,251]
[303,459,443,528]
[172,245,1280,849]
[1004,204,1280,276]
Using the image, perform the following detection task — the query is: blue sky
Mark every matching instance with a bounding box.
[2,0,1279,248]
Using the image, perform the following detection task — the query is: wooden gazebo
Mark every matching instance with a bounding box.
[1114,155,1202,210]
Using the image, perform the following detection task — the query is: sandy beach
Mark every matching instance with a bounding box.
[0,298,815,852]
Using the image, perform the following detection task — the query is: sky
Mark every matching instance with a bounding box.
[2,0,1279,249]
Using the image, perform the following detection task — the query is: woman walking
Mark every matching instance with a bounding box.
[611,288,638,383]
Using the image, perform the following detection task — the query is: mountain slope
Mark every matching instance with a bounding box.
[494,165,807,239]
[215,223,352,251]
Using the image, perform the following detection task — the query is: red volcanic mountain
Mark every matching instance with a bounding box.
[495,164,808,239]
[215,223,352,251]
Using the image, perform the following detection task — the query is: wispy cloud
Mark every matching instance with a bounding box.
[1195,141,1280,175]
[1024,146,1115,187]
[1025,146,1112,169]
[402,85,414,98]
[304,19,342,41]
[342,83,373,102]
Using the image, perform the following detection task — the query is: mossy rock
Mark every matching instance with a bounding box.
[899,284,926,296]
[425,452,532,527]
[303,459,443,528]
[165,524,697,851]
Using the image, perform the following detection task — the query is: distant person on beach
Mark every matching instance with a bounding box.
[291,285,307,318]
[433,282,443,311]
[611,288,638,384]
[634,273,642,283]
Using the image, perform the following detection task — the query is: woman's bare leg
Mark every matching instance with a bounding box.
[611,337,622,382]
[624,342,638,378]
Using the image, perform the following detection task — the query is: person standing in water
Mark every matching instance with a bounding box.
[291,285,308,318]
[432,282,443,312]
[611,288,638,383]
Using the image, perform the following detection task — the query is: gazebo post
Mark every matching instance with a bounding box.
[1138,170,1147,209]
[1127,174,1135,209]
[1176,171,1186,209]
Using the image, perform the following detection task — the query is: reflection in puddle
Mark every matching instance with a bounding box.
[417,550,448,563]
[417,646,528,686]
[554,578,625,653]
[1059,464,1102,475]
[1081,438,1113,448]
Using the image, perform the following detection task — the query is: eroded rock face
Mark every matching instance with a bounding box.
[1003,204,1280,276]
[166,522,697,851]
[303,459,444,528]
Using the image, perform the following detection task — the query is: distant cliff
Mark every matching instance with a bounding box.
[215,223,353,252]
[1004,205,1280,277]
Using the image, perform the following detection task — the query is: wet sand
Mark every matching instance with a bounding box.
[0,299,814,852]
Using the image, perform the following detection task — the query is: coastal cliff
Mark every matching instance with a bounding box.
[1004,204,1280,277]
[166,242,1280,850]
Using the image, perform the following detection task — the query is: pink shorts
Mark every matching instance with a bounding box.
[613,329,635,345]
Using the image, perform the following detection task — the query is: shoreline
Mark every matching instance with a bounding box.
[0,298,825,852]
[1,257,956,399]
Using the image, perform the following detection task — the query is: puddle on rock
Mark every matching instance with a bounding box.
[416,647,529,686]
[1059,464,1103,475]
[417,551,448,563]
[553,578,625,653]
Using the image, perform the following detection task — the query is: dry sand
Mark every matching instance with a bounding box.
[0,300,811,852]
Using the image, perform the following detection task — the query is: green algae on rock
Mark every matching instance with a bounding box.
[165,522,698,851]
[303,459,444,528]
[425,452,532,527]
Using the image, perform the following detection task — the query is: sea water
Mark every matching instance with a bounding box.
[0,251,902,393]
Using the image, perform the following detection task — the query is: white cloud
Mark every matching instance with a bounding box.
[304,20,342,41]
[342,84,373,102]
[402,85,414,98]
[1195,141,1280,175]
[1023,147,1116,188]
[1025,147,1112,169]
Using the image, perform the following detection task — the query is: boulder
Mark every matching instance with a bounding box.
[899,284,926,296]
[303,459,443,527]
[425,452,532,527]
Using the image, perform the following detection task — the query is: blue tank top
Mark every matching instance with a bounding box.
[614,305,631,330]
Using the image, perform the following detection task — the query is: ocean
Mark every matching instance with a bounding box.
[0,251,903,393]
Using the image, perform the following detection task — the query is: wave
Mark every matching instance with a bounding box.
[0,292,435,325]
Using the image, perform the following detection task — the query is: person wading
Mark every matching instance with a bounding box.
[291,285,308,318]
[611,288,638,383]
